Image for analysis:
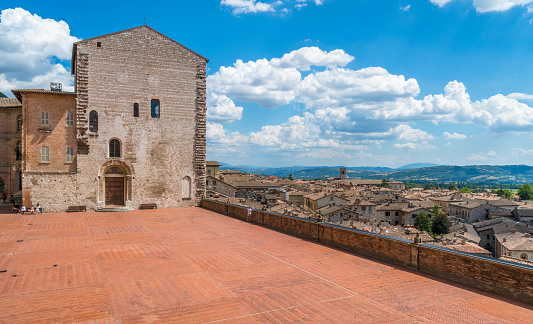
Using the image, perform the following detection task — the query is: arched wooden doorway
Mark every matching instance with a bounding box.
[105,166,125,206]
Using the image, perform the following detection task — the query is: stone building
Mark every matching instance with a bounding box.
[0,98,23,197]
[9,26,208,212]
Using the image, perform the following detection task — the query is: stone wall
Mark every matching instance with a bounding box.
[72,26,207,210]
[201,198,533,303]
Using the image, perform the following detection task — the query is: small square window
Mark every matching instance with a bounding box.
[66,113,74,127]
[41,111,49,126]
[40,146,49,163]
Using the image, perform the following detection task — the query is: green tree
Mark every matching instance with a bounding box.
[0,91,7,98]
[288,173,294,181]
[432,203,442,216]
[459,187,471,193]
[494,188,514,200]
[414,212,432,233]
[517,183,533,200]
[448,183,458,191]
[379,179,390,188]
[432,213,451,235]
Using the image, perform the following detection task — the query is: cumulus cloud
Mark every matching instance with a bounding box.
[512,148,533,157]
[508,93,533,100]
[430,0,533,12]
[220,0,277,14]
[0,8,80,94]
[207,93,243,123]
[466,150,497,161]
[393,142,437,151]
[207,122,246,144]
[270,47,354,71]
[298,67,420,109]
[443,131,467,139]
[207,47,355,108]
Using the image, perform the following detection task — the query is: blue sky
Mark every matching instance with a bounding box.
[2,0,533,168]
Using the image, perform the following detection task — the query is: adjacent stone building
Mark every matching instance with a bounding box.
[9,26,208,212]
[0,98,23,197]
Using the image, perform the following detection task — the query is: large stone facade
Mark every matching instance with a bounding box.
[10,26,207,212]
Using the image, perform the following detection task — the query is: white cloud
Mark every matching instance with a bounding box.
[220,0,276,14]
[207,122,246,144]
[0,8,80,95]
[430,0,533,12]
[207,93,243,123]
[508,93,533,100]
[401,4,412,11]
[207,47,355,108]
[208,59,301,108]
[298,67,420,109]
[466,150,497,161]
[443,131,467,139]
[393,142,437,151]
[512,148,533,157]
[430,0,453,6]
[270,47,354,71]
[373,81,533,132]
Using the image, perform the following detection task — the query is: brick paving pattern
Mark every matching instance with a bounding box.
[0,207,531,323]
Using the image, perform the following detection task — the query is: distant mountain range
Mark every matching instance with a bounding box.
[219,163,533,184]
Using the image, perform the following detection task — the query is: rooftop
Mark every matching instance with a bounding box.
[0,207,531,322]
[0,98,21,108]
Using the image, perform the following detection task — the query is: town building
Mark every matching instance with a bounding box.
[495,230,533,261]
[0,98,22,197]
[8,26,208,212]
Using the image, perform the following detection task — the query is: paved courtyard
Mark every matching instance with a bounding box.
[0,206,531,323]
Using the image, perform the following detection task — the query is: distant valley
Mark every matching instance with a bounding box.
[219,163,533,184]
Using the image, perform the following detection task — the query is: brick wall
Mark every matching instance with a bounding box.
[201,198,533,303]
[20,92,77,208]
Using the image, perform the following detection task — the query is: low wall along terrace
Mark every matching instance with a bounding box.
[201,199,533,304]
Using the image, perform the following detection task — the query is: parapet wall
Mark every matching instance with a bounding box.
[201,199,533,304]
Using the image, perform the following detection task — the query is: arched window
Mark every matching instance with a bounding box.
[15,141,22,160]
[89,111,98,132]
[182,176,191,198]
[109,139,121,158]
[17,115,22,132]
[521,253,528,260]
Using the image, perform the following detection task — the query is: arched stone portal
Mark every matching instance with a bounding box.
[97,160,133,207]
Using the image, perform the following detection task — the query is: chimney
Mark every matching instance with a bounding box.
[511,229,516,233]
[525,233,531,238]
[503,238,507,242]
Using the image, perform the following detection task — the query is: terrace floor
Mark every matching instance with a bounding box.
[0,206,531,323]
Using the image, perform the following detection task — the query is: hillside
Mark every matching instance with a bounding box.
[219,163,533,184]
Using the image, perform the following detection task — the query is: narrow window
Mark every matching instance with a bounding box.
[17,115,22,132]
[133,103,139,117]
[40,146,49,163]
[182,176,191,198]
[89,111,98,132]
[66,147,75,163]
[207,169,211,174]
[15,141,22,160]
[97,42,101,48]
[66,112,74,127]
[151,99,160,118]
[109,139,121,158]
[41,111,49,126]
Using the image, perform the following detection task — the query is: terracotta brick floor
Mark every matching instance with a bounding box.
[0,206,531,323]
